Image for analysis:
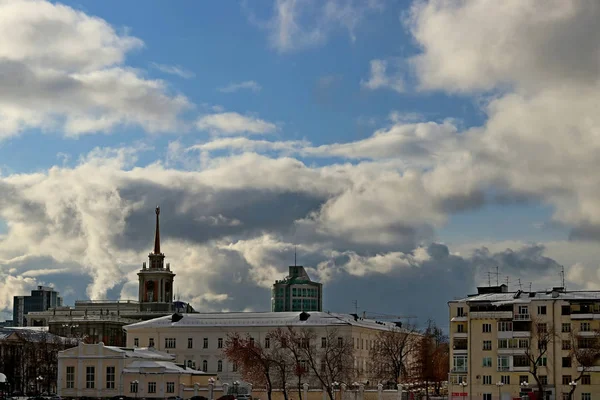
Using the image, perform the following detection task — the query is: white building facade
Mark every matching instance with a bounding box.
[123,311,403,382]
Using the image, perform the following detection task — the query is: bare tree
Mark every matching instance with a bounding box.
[369,323,419,384]
[566,328,600,400]
[223,333,278,400]
[414,320,449,398]
[271,328,308,400]
[523,319,557,400]
[296,327,356,400]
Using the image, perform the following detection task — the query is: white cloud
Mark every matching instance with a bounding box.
[151,63,195,79]
[218,81,262,93]
[196,112,277,135]
[361,59,404,93]
[250,0,383,52]
[0,0,191,138]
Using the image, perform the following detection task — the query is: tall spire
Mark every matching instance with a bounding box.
[154,206,161,254]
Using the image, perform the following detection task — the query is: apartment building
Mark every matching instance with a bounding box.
[123,311,403,383]
[449,285,600,400]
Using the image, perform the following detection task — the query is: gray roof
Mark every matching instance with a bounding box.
[452,290,600,305]
[124,311,400,332]
[123,360,211,375]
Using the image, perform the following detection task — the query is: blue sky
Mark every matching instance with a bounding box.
[0,0,598,326]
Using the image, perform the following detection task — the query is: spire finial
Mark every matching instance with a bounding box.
[154,206,161,254]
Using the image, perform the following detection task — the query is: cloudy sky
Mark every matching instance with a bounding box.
[1,0,599,328]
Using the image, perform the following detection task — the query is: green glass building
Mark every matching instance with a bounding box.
[271,265,323,312]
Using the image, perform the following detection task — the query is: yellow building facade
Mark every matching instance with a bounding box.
[449,285,600,400]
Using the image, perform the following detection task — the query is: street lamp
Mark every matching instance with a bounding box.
[233,381,239,396]
[496,382,504,400]
[132,380,139,400]
[459,381,468,400]
[36,376,43,397]
[569,381,577,397]
[208,378,215,400]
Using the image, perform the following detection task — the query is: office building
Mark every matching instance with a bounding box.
[13,286,63,327]
[272,265,323,312]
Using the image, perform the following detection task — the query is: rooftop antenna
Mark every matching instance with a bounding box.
[487,271,491,287]
[294,245,297,267]
[505,276,510,288]
[529,282,532,292]
[353,300,359,315]
[560,265,565,290]
[518,278,522,290]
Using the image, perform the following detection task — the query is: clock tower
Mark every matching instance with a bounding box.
[137,206,176,312]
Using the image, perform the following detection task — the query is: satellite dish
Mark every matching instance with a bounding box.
[0,372,6,383]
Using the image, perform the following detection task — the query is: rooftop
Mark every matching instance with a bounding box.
[123,360,212,375]
[452,289,600,305]
[124,311,403,332]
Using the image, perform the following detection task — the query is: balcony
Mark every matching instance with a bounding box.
[498,348,527,355]
[453,332,468,338]
[452,367,468,373]
[513,330,531,337]
[514,313,531,321]
[497,366,510,371]
[570,313,600,320]
[452,314,468,322]
[470,311,513,319]
[576,330,596,337]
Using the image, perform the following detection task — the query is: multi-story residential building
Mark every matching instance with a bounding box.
[13,286,63,326]
[449,285,600,400]
[272,265,323,312]
[123,311,402,383]
[57,342,215,399]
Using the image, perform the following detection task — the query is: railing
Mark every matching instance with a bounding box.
[497,366,510,371]
[451,367,468,373]
[514,314,531,321]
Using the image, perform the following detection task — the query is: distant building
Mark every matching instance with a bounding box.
[272,265,323,312]
[58,342,215,399]
[13,286,63,327]
[21,206,194,346]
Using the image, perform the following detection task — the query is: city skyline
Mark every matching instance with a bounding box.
[0,0,598,329]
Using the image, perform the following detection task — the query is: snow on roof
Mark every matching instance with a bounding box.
[106,346,174,360]
[123,360,211,375]
[452,290,600,305]
[124,311,402,332]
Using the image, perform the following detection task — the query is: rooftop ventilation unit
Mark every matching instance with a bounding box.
[299,311,311,321]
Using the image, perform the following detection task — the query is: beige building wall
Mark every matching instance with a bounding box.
[449,288,600,400]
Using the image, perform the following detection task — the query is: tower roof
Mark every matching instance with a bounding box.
[153,206,161,254]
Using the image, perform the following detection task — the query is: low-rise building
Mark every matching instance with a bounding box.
[57,342,215,399]
[123,310,406,383]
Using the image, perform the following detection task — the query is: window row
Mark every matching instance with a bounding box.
[66,366,116,390]
[134,337,223,349]
[129,381,177,394]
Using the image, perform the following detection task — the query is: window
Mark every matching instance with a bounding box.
[538,305,547,315]
[233,362,238,372]
[537,357,548,366]
[482,376,492,385]
[518,305,529,315]
[562,323,571,333]
[483,323,492,333]
[483,340,492,350]
[498,321,513,331]
[563,357,572,368]
[338,337,343,346]
[538,323,548,333]
[203,360,208,372]
[501,375,510,384]
[265,337,270,348]
[539,340,548,350]
[581,394,591,400]
[453,355,467,372]
[134,338,139,347]
[581,322,591,332]
[457,307,464,317]
[149,337,155,347]
[582,376,591,385]
[519,339,530,348]
[513,356,530,367]
[86,366,95,389]
[66,366,74,389]
[562,305,571,315]
[165,338,176,348]
[218,337,223,348]
[563,376,572,385]
[148,382,156,394]
[130,381,138,393]
[562,340,572,350]
[188,338,193,348]
[563,394,570,400]
[167,382,175,393]
[482,357,492,367]
[457,324,465,333]
[483,394,492,400]
[520,376,528,384]
[218,360,223,372]
[203,337,208,348]
[498,356,510,371]
[322,337,327,348]
[106,366,115,389]
[540,376,548,385]
[301,338,310,349]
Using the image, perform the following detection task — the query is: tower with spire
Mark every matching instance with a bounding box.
[137,206,176,312]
